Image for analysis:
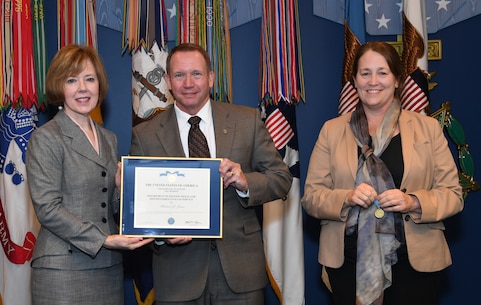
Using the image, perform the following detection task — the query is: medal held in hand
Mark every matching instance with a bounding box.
[374,199,385,219]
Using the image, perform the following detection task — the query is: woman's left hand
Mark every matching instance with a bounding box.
[104,235,154,250]
[377,189,421,213]
[115,162,121,188]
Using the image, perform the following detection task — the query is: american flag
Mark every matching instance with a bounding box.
[265,108,294,150]
[401,0,430,113]
[338,0,366,116]
[261,101,305,305]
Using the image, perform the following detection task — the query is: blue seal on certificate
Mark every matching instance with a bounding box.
[168,217,175,225]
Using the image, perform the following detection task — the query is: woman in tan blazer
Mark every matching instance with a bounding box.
[301,42,463,305]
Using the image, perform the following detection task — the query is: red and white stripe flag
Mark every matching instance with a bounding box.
[265,108,294,150]
[338,0,365,115]
[261,102,305,305]
[401,0,430,113]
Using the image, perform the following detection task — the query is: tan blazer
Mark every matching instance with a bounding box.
[301,109,463,272]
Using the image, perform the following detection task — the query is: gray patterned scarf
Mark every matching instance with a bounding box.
[346,99,402,305]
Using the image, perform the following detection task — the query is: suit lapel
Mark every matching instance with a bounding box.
[55,111,107,167]
[211,102,235,158]
[155,108,186,157]
[97,127,115,164]
[398,111,414,188]
[345,114,359,181]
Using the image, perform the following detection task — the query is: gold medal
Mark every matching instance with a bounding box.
[375,208,385,219]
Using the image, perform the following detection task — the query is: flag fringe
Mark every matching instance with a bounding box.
[133,280,155,305]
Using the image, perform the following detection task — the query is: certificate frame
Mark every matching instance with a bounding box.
[119,156,223,238]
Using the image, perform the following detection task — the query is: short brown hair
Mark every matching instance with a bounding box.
[166,43,212,74]
[46,44,109,106]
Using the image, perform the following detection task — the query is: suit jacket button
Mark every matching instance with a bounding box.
[102,187,107,192]
[101,171,107,177]
[404,215,411,221]
[210,241,217,250]
[101,202,106,208]
[102,217,107,223]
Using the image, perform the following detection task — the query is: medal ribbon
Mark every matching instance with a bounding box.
[86,0,96,48]
[76,0,85,44]
[32,0,47,109]
[147,0,155,49]
[205,0,212,59]
[59,0,96,48]
[12,0,37,108]
[121,1,169,49]
[159,0,167,48]
[2,0,13,108]
[121,0,232,103]
[0,3,3,107]
[260,0,304,105]
[188,0,196,43]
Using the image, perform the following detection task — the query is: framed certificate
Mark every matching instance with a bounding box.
[119,156,223,238]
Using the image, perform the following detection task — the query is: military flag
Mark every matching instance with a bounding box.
[123,0,232,104]
[0,1,47,303]
[260,0,305,304]
[261,101,305,305]
[0,107,40,305]
[131,41,174,122]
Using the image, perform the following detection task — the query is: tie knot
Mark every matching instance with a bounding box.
[188,116,202,126]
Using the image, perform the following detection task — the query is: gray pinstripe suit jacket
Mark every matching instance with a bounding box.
[27,110,122,270]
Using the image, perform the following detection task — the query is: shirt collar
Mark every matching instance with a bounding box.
[174,100,212,126]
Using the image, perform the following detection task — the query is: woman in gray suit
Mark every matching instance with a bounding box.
[26,45,152,305]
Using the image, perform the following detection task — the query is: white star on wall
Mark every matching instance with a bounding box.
[167,3,177,18]
[435,0,451,11]
[313,0,480,35]
[376,14,391,29]
[365,0,373,13]
[396,2,402,13]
